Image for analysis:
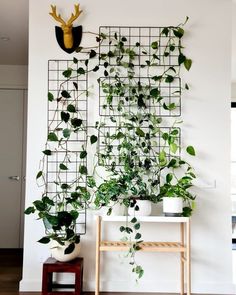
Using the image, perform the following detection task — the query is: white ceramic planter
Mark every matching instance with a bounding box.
[110,202,125,216]
[163,197,183,217]
[50,241,81,262]
[128,200,152,216]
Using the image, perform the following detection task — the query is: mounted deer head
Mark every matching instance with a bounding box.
[49,4,83,49]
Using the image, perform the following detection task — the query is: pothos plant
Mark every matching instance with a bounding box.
[25,17,196,278]
[24,60,98,254]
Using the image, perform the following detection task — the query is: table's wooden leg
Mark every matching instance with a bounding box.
[180,222,184,295]
[95,216,101,295]
[186,219,191,295]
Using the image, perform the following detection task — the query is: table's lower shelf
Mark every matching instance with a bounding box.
[100,241,186,252]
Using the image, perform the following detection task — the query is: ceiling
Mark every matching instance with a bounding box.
[0,0,28,65]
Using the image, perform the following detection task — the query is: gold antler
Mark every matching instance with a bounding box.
[67,4,83,27]
[49,5,66,26]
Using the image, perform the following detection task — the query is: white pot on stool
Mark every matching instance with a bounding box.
[128,200,152,216]
[163,197,183,217]
[50,241,81,262]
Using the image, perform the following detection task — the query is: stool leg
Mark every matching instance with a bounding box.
[42,267,53,295]
[180,223,184,295]
[75,267,82,295]
[95,216,101,295]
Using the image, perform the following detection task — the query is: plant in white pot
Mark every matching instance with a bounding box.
[160,158,196,217]
[24,190,84,261]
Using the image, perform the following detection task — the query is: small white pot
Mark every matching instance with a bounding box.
[110,202,125,216]
[163,197,183,216]
[50,240,81,262]
[128,200,152,216]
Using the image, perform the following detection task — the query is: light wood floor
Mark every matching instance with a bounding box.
[0,249,231,295]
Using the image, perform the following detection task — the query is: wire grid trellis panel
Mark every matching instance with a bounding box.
[47,60,88,235]
[99,76,181,117]
[99,26,181,67]
[98,126,181,167]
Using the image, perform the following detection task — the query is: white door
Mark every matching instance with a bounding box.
[0,89,26,248]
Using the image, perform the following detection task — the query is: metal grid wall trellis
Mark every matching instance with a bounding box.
[47,60,88,235]
[98,26,182,167]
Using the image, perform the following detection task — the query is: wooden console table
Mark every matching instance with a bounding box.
[95,215,191,295]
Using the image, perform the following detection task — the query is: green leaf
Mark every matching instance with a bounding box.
[185,83,189,90]
[116,132,125,139]
[33,200,46,211]
[89,49,97,58]
[93,66,99,72]
[65,243,75,254]
[70,210,79,220]
[136,128,145,137]
[48,92,54,102]
[134,223,140,230]
[165,75,174,83]
[186,146,196,156]
[135,233,142,240]
[61,90,71,98]
[36,171,43,179]
[162,133,169,141]
[166,173,173,183]
[173,27,184,38]
[151,41,158,50]
[90,135,98,144]
[48,132,58,142]
[162,27,169,36]
[150,88,160,98]
[79,165,87,175]
[38,237,50,244]
[178,53,186,65]
[131,217,137,223]
[184,59,192,71]
[159,150,167,167]
[120,226,125,232]
[63,128,71,138]
[71,118,82,127]
[171,129,179,136]
[80,150,87,159]
[73,57,78,64]
[63,68,72,78]
[43,149,52,156]
[170,143,178,154]
[67,104,76,113]
[59,163,68,170]
[182,206,193,217]
[61,111,70,123]
[24,206,35,215]
[77,67,85,75]
[61,183,70,190]
[73,82,78,90]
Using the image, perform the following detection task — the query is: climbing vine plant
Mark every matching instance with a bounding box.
[25,17,196,279]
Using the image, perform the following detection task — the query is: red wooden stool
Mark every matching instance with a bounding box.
[42,257,83,295]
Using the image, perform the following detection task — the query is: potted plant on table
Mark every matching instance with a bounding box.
[159,157,196,217]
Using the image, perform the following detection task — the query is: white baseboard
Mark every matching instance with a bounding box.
[20,279,236,294]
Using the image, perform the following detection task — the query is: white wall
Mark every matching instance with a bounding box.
[0,65,28,89]
[21,0,234,293]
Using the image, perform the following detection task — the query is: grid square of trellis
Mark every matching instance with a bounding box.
[98,126,180,167]
[99,76,181,117]
[99,26,181,67]
[47,60,88,235]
